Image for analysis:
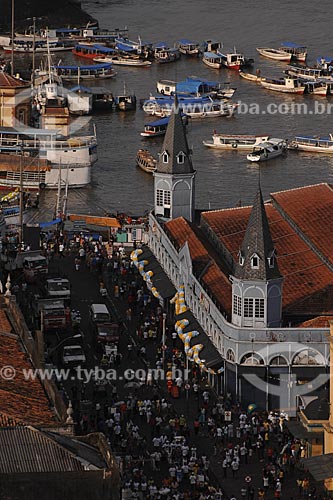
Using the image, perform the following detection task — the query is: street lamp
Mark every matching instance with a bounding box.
[48,334,82,357]
[162,312,167,369]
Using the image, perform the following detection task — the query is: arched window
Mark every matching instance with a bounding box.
[240,352,264,365]
[269,355,288,366]
[238,251,244,266]
[162,152,169,163]
[226,349,235,362]
[292,349,325,366]
[251,253,259,269]
[177,151,186,164]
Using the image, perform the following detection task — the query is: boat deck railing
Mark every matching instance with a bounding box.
[0,136,97,150]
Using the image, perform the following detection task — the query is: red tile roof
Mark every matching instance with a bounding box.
[202,202,333,316]
[0,334,58,426]
[272,183,333,267]
[0,72,29,88]
[165,217,232,314]
[298,316,333,328]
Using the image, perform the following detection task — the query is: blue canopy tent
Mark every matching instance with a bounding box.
[39,218,62,228]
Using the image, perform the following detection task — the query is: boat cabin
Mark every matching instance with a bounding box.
[280,42,307,60]
[55,63,115,80]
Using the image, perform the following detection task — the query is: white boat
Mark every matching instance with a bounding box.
[93,55,151,66]
[239,71,263,82]
[203,134,271,150]
[247,138,287,162]
[288,134,333,153]
[141,115,188,137]
[176,39,200,57]
[154,43,180,63]
[185,101,237,119]
[0,127,97,189]
[136,149,157,173]
[156,80,176,95]
[53,63,117,81]
[256,47,292,62]
[286,64,333,82]
[304,81,328,96]
[202,52,223,69]
[280,42,307,62]
[217,49,254,70]
[261,76,305,94]
[3,40,72,53]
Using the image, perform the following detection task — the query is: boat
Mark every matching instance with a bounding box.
[217,49,254,70]
[239,70,263,82]
[285,64,333,81]
[114,85,136,111]
[246,138,287,162]
[304,81,328,96]
[69,85,114,112]
[202,40,222,53]
[143,95,237,118]
[288,135,333,153]
[203,134,271,150]
[154,43,180,64]
[316,56,333,71]
[136,149,157,173]
[140,115,188,137]
[176,39,200,57]
[0,127,97,189]
[3,39,73,53]
[280,42,307,62]
[156,80,176,95]
[72,44,115,59]
[260,76,305,94]
[115,37,153,59]
[54,63,117,81]
[94,55,151,66]
[256,47,292,62]
[202,52,223,69]
[185,100,237,119]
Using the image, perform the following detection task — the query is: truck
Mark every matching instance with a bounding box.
[36,298,70,332]
[23,255,48,283]
[46,278,71,303]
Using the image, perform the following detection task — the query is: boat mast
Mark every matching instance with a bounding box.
[32,17,36,88]
[10,0,14,75]
[18,142,23,244]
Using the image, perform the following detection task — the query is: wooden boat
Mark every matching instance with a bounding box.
[217,49,254,70]
[203,134,271,150]
[54,63,117,81]
[72,43,115,59]
[246,138,287,162]
[115,37,153,58]
[202,52,223,69]
[3,40,73,53]
[288,135,333,153]
[94,55,151,66]
[256,47,292,62]
[202,40,222,53]
[185,101,237,119]
[261,76,305,94]
[286,64,333,81]
[141,115,188,137]
[176,39,200,57]
[154,46,180,64]
[114,85,136,111]
[304,81,328,96]
[156,80,176,95]
[239,71,263,82]
[136,149,157,173]
[280,42,307,62]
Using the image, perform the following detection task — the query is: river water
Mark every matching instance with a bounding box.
[40,0,333,215]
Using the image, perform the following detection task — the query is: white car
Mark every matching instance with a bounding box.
[62,345,86,366]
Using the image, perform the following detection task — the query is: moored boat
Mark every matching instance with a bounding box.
[285,64,333,81]
[202,52,223,69]
[54,63,117,81]
[203,134,271,150]
[95,55,151,66]
[304,81,328,96]
[136,149,157,173]
[246,138,287,162]
[3,40,73,53]
[156,80,176,95]
[280,42,307,62]
[114,84,136,111]
[140,115,188,137]
[288,134,333,153]
[239,70,263,82]
[261,76,305,94]
[256,47,292,62]
[217,49,254,70]
[72,44,115,59]
[176,39,200,57]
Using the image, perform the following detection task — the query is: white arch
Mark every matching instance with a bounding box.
[226,348,235,363]
[172,179,192,190]
[156,178,172,190]
[243,286,265,299]
[240,351,265,366]
[292,348,325,366]
[269,355,288,366]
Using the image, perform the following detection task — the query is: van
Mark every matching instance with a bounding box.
[90,303,111,323]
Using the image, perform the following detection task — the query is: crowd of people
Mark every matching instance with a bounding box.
[15,231,326,500]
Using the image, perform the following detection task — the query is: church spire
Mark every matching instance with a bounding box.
[234,186,281,280]
[156,96,194,175]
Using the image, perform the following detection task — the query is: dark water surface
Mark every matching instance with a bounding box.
[45,1,333,214]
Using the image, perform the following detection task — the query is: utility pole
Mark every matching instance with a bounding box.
[32,17,36,87]
[18,143,23,245]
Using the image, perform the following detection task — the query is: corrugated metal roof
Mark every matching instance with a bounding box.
[0,427,84,473]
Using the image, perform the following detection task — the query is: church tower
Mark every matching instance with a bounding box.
[231,187,283,328]
[153,99,196,221]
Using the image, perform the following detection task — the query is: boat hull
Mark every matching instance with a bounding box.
[256,48,292,62]
[202,58,222,69]
[261,81,305,94]
[203,135,270,150]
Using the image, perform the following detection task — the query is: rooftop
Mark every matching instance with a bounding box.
[0,72,30,88]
